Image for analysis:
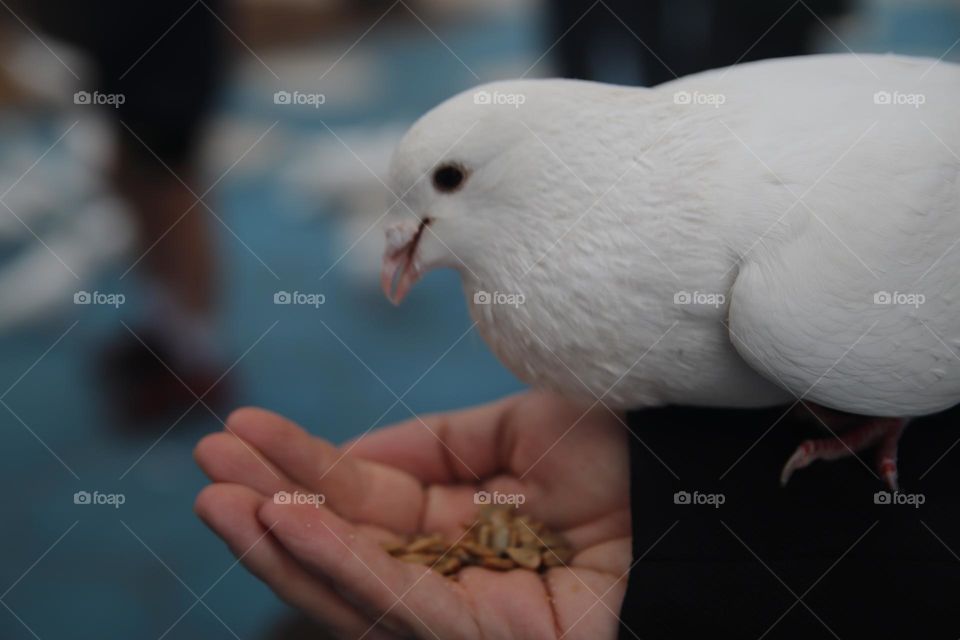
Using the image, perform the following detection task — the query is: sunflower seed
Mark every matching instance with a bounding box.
[478,524,492,548]
[542,546,573,567]
[506,547,541,570]
[491,525,510,552]
[380,539,406,554]
[406,534,445,553]
[459,540,496,557]
[433,556,462,575]
[481,556,516,571]
[397,553,440,565]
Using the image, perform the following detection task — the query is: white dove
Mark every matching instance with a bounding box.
[381,53,960,490]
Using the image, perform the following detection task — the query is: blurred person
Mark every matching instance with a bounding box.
[19,0,227,420]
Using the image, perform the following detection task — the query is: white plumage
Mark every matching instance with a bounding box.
[382,54,960,431]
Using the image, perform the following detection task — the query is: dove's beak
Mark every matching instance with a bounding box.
[381,218,431,305]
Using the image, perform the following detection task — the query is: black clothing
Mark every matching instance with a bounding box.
[620,405,960,639]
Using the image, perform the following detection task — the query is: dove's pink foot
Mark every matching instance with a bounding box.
[780,417,906,490]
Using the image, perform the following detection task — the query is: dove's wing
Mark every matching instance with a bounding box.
[726,123,960,417]
[728,222,960,418]
[716,57,960,416]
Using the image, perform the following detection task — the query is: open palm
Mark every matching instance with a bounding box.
[194,391,632,639]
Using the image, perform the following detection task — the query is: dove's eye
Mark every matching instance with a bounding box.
[432,163,466,193]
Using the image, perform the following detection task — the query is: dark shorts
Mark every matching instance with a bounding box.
[23,0,223,166]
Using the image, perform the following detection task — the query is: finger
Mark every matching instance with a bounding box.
[225,407,424,532]
[346,394,523,484]
[561,508,631,551]
[568,538,632,575]
[194,483,396,640]
[546,568,626,640]
[259,500,480,640]
[194,431,296,497]
[454,568,557,640]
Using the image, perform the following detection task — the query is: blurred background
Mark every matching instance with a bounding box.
[0,0,957,637]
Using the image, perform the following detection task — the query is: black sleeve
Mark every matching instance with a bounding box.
[618,405,960,640]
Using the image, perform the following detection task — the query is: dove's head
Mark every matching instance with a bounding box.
[381,79,618,304]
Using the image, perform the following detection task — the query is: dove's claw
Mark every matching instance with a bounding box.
[780,417,907,489]
[779,441,816,486]
[877,421,907,492]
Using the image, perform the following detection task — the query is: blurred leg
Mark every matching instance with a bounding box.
[103,0,223,338]
[28,0,229,419]
[113,148,217,356]
[100,0,229,418]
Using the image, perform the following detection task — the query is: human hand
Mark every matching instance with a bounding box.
[194,391,631,639]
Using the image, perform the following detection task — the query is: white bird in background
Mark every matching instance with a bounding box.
[381,54,960,490]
